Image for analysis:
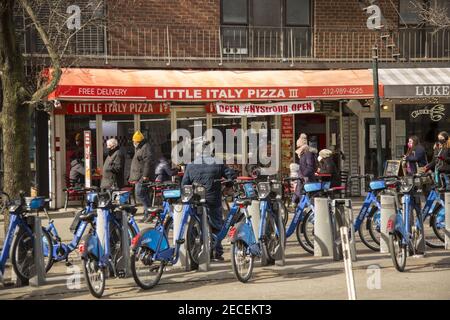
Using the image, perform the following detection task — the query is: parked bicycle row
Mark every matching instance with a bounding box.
[0,168,448,298]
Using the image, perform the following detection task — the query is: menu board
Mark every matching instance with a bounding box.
[281,115,294,175]
[384,160,402,177]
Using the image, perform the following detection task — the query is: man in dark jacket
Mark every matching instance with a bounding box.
[101,138,124,190]
[69,155,85,188]
[155,156,178,182]
[129,131,155,222]
[182,141,236,261]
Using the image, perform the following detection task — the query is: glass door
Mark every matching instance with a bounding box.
[173,107,207,165]
[364,118,392,176]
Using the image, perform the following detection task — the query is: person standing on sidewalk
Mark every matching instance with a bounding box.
[181,141,236,261]
[426,131,450,189]
[101,138,124,190]
[403,135,427,175]
[129,131,155,222]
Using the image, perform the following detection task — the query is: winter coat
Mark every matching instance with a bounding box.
[181,156,236,206]
[319,157,340,187]
[295,150,317,197]
[404,144,427,174]
[101,147,125,189]
[155,158,177,182]
[129,140,155,182]
[428,144,450,174]
[69,159,85,187]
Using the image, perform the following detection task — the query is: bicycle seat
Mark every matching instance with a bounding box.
[79,211,97,222]
[235,199,252,206]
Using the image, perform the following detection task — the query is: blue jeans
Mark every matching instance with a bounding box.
[135,182,151,215]
[208,205,224,257]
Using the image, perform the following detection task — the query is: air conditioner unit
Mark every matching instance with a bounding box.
[222,47,248,55]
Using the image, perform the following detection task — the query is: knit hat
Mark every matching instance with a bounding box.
[318,149,333,159]
[132,130,145,143]
[296,133,308,148]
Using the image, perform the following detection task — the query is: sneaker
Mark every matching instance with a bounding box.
[212,254,225,262]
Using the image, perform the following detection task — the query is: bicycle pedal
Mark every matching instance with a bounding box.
[176,239,185,245]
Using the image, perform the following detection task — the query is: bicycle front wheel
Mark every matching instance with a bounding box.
[388,231,407,272]
[298,209,314,254]
[264,211,284,261]
[82,257,106,298]
[358,207,381,252]
[131,246,165,290]
[231,239,254,283]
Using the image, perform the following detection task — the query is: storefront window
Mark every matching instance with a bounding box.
[247,115,275,170]
[175,111,207,164]
[395,104,450,160]
[102,115,134,186]
[212,115,242,174]
[141,114,172,162]
[65,115,97,187]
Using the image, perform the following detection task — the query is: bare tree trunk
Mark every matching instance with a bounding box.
[0,0,31,234]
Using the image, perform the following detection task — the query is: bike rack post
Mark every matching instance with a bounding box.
[97,209,107,257]
[197,206,211,272]
[314,197,335,257]
[120,210,131,277]
[445,193,450,250]
[274,201,286,267]
[173,204,192,271]
[331,199,357,262]
[28,216,46,287]
[380,195,395,253]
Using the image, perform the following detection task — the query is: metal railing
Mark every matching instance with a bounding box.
[20,25,450,65]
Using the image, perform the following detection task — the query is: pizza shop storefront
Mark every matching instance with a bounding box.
[48,68,377,208]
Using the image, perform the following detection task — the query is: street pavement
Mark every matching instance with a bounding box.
[0,202,450,300]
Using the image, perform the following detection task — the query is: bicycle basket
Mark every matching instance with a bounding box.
[25,196,46,210]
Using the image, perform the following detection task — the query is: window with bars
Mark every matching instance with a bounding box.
[221,0,312,58]
[15,0,105,56]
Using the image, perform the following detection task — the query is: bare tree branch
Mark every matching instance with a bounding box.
[411,0,450,31]
[18,0,62,104]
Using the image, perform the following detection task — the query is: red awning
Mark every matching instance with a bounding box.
[48,68,381,102]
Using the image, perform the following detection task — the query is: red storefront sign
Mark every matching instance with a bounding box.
[54,102,170,115]
[215,101,315,116]
[52,85,377,102]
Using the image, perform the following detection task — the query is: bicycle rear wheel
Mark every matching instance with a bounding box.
[388,231,407,272]
[424,210,444,248]
[11,227,53,283]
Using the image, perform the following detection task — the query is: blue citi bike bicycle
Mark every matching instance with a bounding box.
[43,188,139,272]
[130,182,210,289]
[283,177,331,254]
[0,192,53,284]
[387,174,427,272]
[79,189,139,298]
[230,178,285,283]
[420,173,448,248]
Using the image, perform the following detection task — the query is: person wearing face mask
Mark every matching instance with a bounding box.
[425,132,450,186]
[129,130,155,222]
[101,138,124,190]
[402,135,427,175]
